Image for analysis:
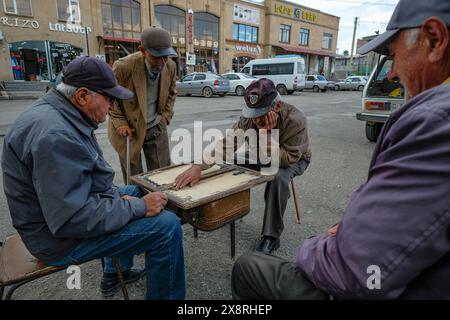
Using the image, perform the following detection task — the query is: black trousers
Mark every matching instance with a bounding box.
[231,251,328,300]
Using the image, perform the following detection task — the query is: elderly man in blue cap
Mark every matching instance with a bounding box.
[2,56,185,300]
[231,0,450,300]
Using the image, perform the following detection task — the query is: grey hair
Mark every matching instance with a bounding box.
[56,82,79,99]
[405,28,421,48]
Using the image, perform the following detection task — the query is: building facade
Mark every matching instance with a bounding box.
[0,0,340,82]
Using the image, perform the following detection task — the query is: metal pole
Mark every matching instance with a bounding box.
[84,24,90,56]
[349,17,359,73]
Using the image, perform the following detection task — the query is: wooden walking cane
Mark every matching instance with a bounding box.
[291,180,301,224]
[126,134,131,186]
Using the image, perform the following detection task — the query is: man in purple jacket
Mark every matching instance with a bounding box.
[231,0,450,299]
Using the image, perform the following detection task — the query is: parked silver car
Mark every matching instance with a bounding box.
[335,76,368,91]
[176,73,230,98]
[305,75,335,92]
[221,73,257,96]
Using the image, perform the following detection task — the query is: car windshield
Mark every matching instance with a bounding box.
[317,76,327,81]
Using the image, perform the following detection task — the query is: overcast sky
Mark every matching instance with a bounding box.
[251,0,399,54]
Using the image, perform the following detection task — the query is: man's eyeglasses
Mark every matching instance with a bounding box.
[91,90,118,107]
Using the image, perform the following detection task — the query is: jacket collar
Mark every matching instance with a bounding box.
[42,89,98,137]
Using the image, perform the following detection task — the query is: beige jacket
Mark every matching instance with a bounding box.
[108,52,177,165]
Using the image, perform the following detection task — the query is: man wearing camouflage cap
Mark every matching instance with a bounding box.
[232,0,450,299]
[108,26,178,182]
[175,78,311,255]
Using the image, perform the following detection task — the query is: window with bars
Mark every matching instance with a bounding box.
[279,24,291,44]
[232,23,258,43]
[3,0,32,16]
[322,33,333,50]
[101,0,142,40]
[299,28,309,46]
[57,0,81,23]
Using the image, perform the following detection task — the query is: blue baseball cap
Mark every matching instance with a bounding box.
[358,0,450,55]
[62,56,134,100]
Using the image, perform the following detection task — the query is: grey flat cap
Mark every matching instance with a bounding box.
[358,0,450,55]
[141,26,177,57]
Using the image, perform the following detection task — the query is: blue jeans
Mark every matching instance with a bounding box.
[48,186,185,300]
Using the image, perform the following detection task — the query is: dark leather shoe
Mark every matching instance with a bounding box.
[256,237,280,255]
[101,268,146,296]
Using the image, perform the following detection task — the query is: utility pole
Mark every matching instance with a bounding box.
[349,17,359,74]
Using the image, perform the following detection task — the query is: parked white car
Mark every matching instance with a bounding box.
[305,75,335,92]
[335,76,368,91]
[221,73,258,96]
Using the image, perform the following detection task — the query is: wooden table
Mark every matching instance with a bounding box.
[131,163,273,258]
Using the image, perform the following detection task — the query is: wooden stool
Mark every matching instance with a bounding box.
[0,234,129,300]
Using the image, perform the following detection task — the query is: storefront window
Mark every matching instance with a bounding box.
[8,41,82,81]
[232,56,253,73]
[102,0,141,40]
[3,0,32,16]
[49,42,83,78]
[155,5,186,78]
[104,40,139,66]
[194,13,219,73]
[57,0,81,23]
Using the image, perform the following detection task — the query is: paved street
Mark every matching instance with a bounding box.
[0,90,375,300]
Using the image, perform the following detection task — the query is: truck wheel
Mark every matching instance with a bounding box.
[335,85,340,91]
[358,85,364,91]
[276,85,288,95]
[313,86,320,93]
[365,122,383,142]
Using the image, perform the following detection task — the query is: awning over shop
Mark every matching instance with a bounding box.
[276,45,336,57]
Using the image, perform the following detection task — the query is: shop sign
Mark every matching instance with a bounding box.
[200,39,206,47]
[194,39,199,46]
[49,22,92,34]
[213,41,219,49]
[179,37,186,45]
[172,36,178,45]
[0,16,40,29]
[235,44,261,55]
[233,3,260,25]
[274,4,317,23]
[206,40,212,48]
[187,9,194,45]
[186,52,196,66]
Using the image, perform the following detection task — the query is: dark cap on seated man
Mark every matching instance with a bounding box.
[357,0,450,55]
[242,78,281,119]
[62,56,134,100]
[141,26,177,57]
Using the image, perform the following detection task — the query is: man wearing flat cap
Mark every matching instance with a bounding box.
[2,56,185,300]
[175,78,311,255]
[232,0,450,300]
[108,26,178,182]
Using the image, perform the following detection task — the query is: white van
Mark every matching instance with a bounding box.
[357,56,406,142]
[240,56,306,95]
